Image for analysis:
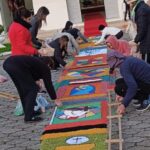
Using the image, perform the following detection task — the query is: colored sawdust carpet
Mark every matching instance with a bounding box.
[41,128,107,150]
[84,12,107,37]
[57,81,108,101]
[44,101,107,132]
[79,42,95,49]
[59,66,109,81]
[51,102,101,124]
[78,46,107,57]
[66,54,107,69]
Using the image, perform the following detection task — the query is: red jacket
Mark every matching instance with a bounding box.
[9,22,38,56]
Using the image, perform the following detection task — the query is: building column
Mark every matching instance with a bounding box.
[0,0,13,31]
[66,0,82,23]
[104,0,124,22]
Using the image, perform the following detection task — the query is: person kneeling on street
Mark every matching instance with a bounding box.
[48,35,69,69]
[107,50,150,114]
[3,55,61,123]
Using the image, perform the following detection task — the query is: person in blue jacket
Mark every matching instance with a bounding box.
[107,50,150,114]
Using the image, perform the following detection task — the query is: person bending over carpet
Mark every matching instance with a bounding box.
[48,35,69,69]
[107,50,150,114]
[62,21,88,43]
[95,25,123,45]
[3,55,61,123]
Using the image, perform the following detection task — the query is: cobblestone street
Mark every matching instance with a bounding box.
[1,54,150,150]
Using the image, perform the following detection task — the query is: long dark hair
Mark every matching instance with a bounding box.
[35,6,49,29]
[62,21,73,32]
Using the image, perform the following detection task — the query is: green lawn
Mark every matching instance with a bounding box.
[0,43,11,54]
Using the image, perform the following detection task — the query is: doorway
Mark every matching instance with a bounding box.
[80,0,106,17]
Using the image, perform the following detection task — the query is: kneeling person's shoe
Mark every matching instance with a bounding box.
[136,100,150,112]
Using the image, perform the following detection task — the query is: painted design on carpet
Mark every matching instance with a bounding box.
[44,101,108,131]
[57,82,108,100]
[51,102,100,124]
[79,42,95,49]
[59,66,109,81]
[69,77,102,84]
[40,128,107,150]
[70,85,95,96]
[66,136,89,145]
[78,46,107,57]
[66,54,107,69]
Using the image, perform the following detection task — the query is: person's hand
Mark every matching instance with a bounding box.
[129,40,137,46]
[117,104,125,115]
[38,49,45,56]
[94,42,100,46]
[116,95,123,102]
[55,99,62,107]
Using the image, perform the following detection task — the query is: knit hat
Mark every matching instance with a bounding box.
[107,50,125,74]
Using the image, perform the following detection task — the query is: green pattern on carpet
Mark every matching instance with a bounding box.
[51,102,101,124]
[40,133,107,150]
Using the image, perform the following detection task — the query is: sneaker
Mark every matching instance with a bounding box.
[133,100,141,107]
[136,101,150,112]
[24,116,43,123]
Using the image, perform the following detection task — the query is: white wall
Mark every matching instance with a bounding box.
[32,0,69,30]
[0,12,2,25]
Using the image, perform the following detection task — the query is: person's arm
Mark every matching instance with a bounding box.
[95,29,106,44]
[121,68,138,107]
[17,29,38,55]
[54,47,66,67]
[77,31,88,43]
[134,11,148,43]
[42,67,57,100]
[69,34,79,53]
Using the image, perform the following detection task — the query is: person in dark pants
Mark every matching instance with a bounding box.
[3,55,61,123]
[62,21,88,43]
[49,35,69,69]
[107,50,150,114]
[124,0,131,21]
[130,0,150,63]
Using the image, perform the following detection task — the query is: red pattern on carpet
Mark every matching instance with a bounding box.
[84,12,107,37]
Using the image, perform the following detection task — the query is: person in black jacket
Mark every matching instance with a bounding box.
[62,21,88,43]
[49,35,69,69]
[132,0,150,63]
[3,55,60,123]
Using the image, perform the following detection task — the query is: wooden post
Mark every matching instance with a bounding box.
[107,91,123,150]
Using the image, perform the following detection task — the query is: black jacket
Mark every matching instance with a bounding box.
[3,56,56,100]
[134,1,150,54]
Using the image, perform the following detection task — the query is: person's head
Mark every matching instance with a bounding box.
[19,8,32,23]
[107,50,125,74]
[39,56,55,69]
[36,6,49,27]
[98,24,106,31]
[105,35,119,50]
[14,0,25,10]
[65,21,73,30]
[115,78,127,97]
[59,35,69,47]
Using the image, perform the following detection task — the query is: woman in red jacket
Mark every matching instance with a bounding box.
[8,8,40,56]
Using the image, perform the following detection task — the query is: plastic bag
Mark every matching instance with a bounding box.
[34,95,51,112]
[14,100,24,116]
